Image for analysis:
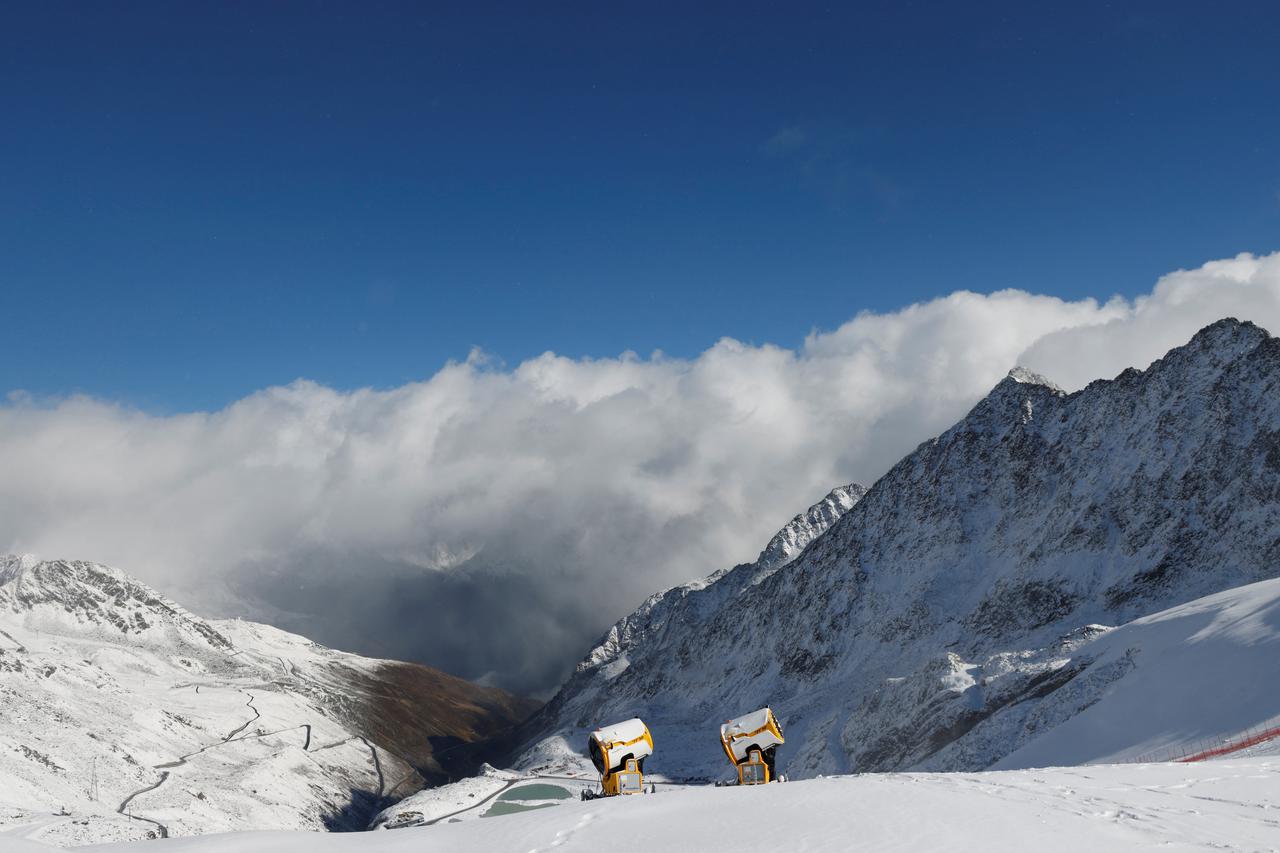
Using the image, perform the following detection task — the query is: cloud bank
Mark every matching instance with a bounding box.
[3,251,1279,696]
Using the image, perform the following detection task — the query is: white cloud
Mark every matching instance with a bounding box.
[1018,252,1280,388]
[2,251,1278,694]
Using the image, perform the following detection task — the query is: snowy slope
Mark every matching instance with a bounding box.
[515,319,1280,780]
[0,557,536,847]
[992,576,1280,769]
[15,757,1280,853]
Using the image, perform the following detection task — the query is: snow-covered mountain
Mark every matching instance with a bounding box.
[513,318,1280,780]
[14,571,1280,852]
[0,556,537,847]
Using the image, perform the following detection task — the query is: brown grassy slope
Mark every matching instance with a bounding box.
[334,659,541,785]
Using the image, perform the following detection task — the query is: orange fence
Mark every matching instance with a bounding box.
[1122,719,1280,764]
[1178,724,1280,762]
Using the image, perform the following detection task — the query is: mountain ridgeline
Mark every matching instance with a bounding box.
[513,318,1280,779]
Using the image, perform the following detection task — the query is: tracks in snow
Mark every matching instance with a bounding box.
[529,812,597,853]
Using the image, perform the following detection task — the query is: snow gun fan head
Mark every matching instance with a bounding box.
[586,718,653,797]
[719,707,784,785]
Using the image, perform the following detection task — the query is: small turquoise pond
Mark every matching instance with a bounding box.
[496,783,572,802]
[482,801,558,818]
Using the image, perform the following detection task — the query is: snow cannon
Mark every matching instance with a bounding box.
[587,718,653,796]
[720,707,784,785]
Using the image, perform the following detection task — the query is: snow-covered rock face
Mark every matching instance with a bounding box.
[572,482,866,682]
[755,484,867,573]
[0,557,537,846]
[0,556,232,651]
[515,318,1280,780]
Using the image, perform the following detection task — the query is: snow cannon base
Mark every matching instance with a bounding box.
[587,718,653,797]
[720,707,785,785]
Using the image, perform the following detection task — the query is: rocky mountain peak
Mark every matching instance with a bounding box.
[1005,366,1063,393]
[0,553,40,586]
[1185,315,1267,351]
[0,555,232,650]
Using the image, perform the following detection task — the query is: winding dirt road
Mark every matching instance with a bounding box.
[116,772,171,838]
[114,690,314,838]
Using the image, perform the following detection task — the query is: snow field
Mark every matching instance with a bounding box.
[996,577,1280,769]
[35,757,1280,853]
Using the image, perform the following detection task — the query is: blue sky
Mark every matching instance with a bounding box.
[2,1,1278,411]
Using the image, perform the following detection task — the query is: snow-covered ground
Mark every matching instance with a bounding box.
[993,576,1280,769]
[11,757,1280,852]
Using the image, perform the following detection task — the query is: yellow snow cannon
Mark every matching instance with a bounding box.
[586,718,653,797]
[720,707,784,785]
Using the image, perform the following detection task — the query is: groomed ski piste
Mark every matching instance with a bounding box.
[5,575,1280,851]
